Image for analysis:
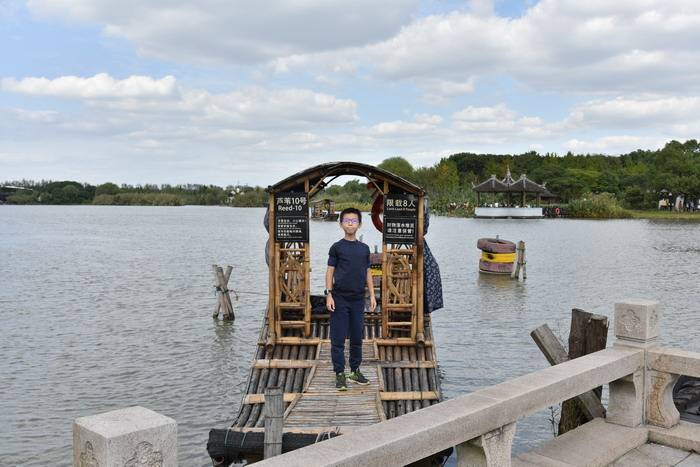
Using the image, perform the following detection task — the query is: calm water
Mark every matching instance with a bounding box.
[1,206,699,465]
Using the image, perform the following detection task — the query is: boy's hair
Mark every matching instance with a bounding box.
[339,207,362,224]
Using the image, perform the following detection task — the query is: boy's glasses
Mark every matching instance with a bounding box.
[341,219,359,225]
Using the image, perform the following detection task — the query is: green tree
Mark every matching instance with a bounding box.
[96,182,120,196]
[378,157,415,181]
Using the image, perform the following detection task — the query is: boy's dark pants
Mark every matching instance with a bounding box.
[330,295,364,374]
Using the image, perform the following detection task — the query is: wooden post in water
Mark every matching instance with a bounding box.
[212,264,235,320]
[264,386,284,459]
[530,323,606,435]
[510,241,526,280]
[558,308,608,434]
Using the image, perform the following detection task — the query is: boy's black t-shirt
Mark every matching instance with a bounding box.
[327,239,370,299]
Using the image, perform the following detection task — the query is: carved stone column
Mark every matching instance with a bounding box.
[608,370,644,427]
[646,370,680,428]
[73,406,177,466]
[456,422,516,467]
[613,299,660,349]
[608,299,681,430]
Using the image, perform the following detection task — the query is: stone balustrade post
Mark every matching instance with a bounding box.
[646,369,680,428]
[456,422,516,467]
[73,406,177,466]
[608,299,680,430]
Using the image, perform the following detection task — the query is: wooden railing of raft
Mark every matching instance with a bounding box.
[256,299,700,466]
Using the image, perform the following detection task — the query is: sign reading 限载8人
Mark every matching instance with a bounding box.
[274,192,309,243]
[383,194,417,245]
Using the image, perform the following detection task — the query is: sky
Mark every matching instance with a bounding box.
[2,0,700,186]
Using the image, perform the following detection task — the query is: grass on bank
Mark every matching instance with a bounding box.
[566,193,632,219]
[629,210,700,220]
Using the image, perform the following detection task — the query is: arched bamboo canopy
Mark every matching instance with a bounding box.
[265,161,429,347]
[268,161,424,197]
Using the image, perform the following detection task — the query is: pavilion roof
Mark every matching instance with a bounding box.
[473,168,548,193]
[472,175,509,192]
[508,174,548,193]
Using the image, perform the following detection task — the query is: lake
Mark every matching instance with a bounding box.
[1,206,699,465]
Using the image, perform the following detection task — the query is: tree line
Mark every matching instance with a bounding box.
[1,181,236,206]
[4,139,699,211]
[379,139,700,212]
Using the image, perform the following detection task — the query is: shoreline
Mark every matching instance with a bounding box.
[4,204,700,221]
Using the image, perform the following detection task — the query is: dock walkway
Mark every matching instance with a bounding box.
[285,341,382,429]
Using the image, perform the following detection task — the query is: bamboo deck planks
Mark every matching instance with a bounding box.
[228,312,442,452]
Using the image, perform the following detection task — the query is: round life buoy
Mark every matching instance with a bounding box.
[371,193,383,232]
[555,207,561,217]
[481,251,517,263]
[476,237,516,254]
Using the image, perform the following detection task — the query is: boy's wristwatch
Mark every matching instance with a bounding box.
[324,288,332,296]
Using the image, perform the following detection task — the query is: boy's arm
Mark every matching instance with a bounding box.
[325,266,335,291]
[325,266,335,311]
[366,268,377,311]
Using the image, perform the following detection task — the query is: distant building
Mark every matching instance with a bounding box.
[471,168,552,219]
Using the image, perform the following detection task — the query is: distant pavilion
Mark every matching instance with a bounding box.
[472,168,552,219]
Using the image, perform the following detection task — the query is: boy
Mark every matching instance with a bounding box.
[325,207,377,391]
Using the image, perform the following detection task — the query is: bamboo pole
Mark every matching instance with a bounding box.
[283,346,299,394]
[385,347,396,418]
[263,386,284,459]
[304,179,311,337]
[415,195,425,344]
[381,225,389,335]
[379,391,439,401]
[267,193,277,349]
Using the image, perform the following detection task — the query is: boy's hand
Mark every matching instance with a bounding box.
[326,294,335,312]
[369,295,377,312]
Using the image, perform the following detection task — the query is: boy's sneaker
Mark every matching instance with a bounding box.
[335,372,348,391]
[348,370,370,385]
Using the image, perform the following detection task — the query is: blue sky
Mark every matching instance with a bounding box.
[2,0,700,186]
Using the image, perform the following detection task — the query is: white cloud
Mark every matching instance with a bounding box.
[417,78,476,105]
[1,74,358,131]
[453,104,516,122]
[26,0,419,65]
[336,0,700,95]
[569,96,700,128]
[1,73,177,99]
[365,114,443,138]
[564,135,667,154]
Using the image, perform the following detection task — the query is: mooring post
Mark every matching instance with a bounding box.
[558,308,608,434]
[530,323,605,428]
[510,241,526,280]
[212,264,235,320]
[264,386,284,459]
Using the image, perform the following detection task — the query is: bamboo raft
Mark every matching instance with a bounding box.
[207,162,447,465]
[207,308,444,464]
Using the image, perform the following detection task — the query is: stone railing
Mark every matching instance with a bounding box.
[253,299,700,466]
[72,299,700,466]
